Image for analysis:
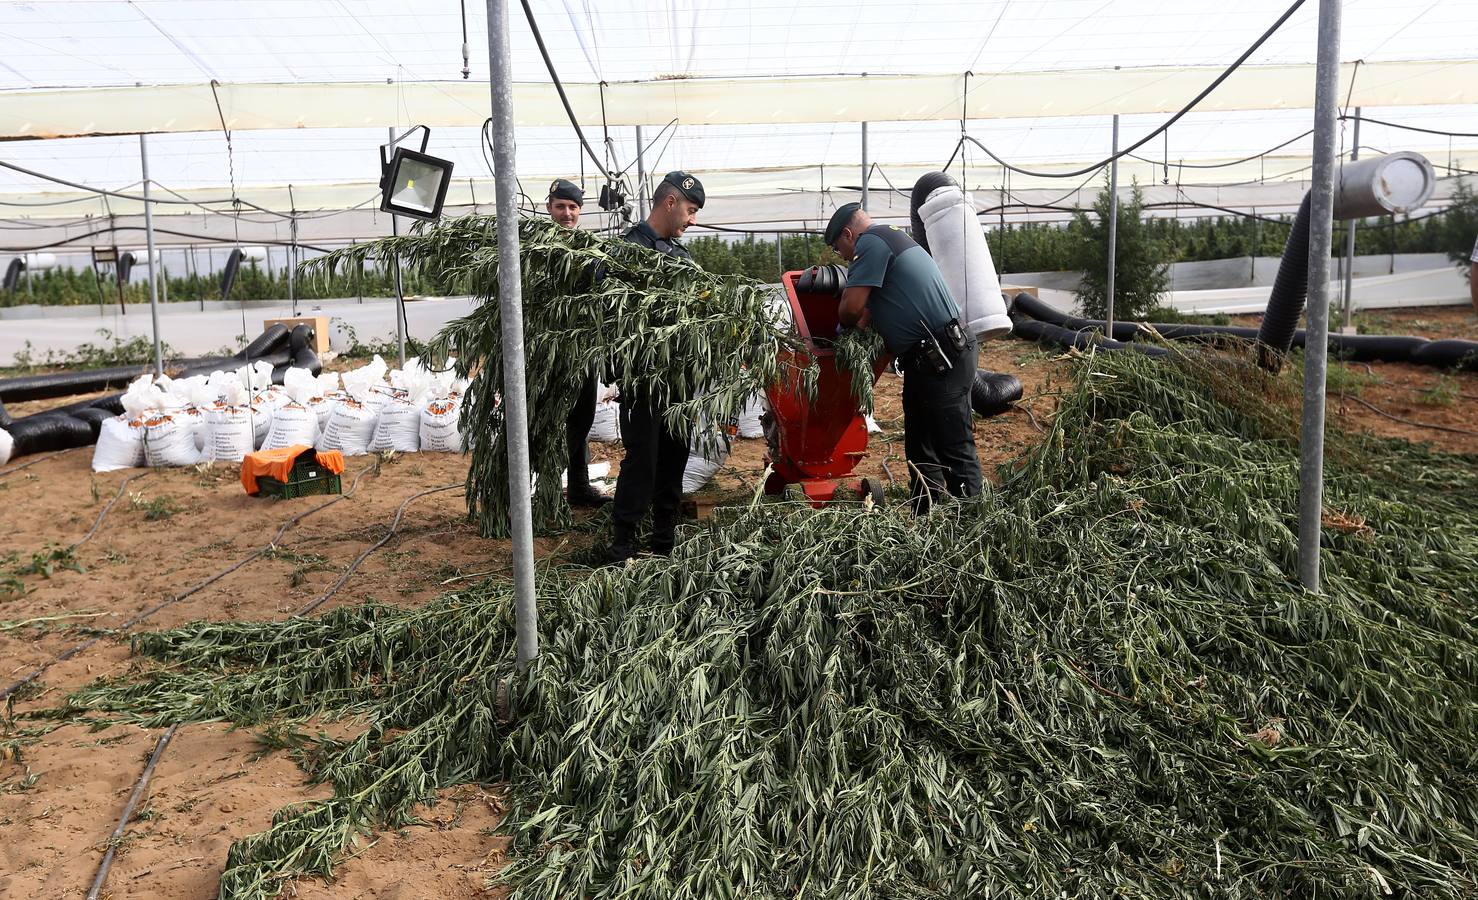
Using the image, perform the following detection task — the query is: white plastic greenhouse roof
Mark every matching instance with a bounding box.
[0,0,1475,231]
[5,60,1476,138]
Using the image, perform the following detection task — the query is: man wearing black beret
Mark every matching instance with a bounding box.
[825,201,982,514]
[545,178,610,507]
[606,171,706,562]
[546,178,584,228]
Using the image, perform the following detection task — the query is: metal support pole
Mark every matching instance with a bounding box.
[860,122,869,211]
[388,127,406,367]
[139,133,164,377]
[1340,107,1361,332]
[1105,114,1119,335]
[635,124,648,221]
[1298,0,1344,592]
[777,233,784,280]
[486,0,539,669]
[288,212,299,317]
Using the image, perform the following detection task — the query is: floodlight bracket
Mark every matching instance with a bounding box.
[378,125,454,221]
[379,125,432,183]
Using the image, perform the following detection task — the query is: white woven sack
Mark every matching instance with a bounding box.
[0,427,13,467]
[737,392,766,439]
[92,416,146,472]
[263,402,320,450]
[317,398,378,456]
[419,396,463,453]
[203,405,254,463]
[369,394,422,453]
[143,413,203,467]
[681,434,731,493]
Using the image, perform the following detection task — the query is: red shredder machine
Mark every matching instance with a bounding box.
[762,266,892,507]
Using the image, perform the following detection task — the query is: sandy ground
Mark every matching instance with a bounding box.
[0,308,1474,899]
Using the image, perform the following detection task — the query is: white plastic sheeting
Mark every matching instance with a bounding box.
[3,61,1475,141]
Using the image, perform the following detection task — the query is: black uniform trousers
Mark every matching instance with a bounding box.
[564,369,598,487]
[612,388,690,550]
[900,338,983,515]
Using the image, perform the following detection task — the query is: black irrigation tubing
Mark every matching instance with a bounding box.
[1340,393,1478,438]
[70,470,152,552]
[293,482,463,617]
[0,448,82,481]
[85,723,179,900]
[0,464,378,702]
[942,0,1307,178]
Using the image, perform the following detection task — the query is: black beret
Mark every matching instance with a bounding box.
[824,202,862,245]
[662,171,705,208]
[547,178,584,204]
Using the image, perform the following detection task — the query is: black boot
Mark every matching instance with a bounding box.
[567,450,611,507]
[569,482,612,508]
[605,523,638,565]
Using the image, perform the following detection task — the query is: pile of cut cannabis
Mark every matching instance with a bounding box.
[56,349,1478,899]
[304,216,811,537]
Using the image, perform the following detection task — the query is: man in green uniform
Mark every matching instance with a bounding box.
[826,201,982,514]
[607,171,706,562]
[547,178,610,507]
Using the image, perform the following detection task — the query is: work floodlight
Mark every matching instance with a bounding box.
[379,126,453,221]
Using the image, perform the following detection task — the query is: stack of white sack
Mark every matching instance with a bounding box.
[418,360,466,453]
[115,376,201,468]
[160,374,214,451]
[236,360,282,449]
[306,372,341,432]
[262,367,322,450]
[317,357,388,456]
[91,377,158,472]
[369,359,436,453]
[202,373,255,463]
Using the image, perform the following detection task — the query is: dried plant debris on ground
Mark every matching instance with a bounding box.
[45,349,1478,900]
[304,215,813,538]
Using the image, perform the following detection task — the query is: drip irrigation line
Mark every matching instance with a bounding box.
[0,448,82,481]
[518,0,611,180]
[1344,114,1478,140]
[1125,128,1317,171]
[293,482,463,617]
[0,464,377,702]
[1339,393,1478,437]
[85,723,179,900]
[70,471,151,552]
[0,224,335,255]
[0,158,207,205]
[942,0,1308,178]
[0,157,374,222]
[0,181,146,208]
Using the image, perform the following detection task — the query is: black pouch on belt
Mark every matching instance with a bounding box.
[910,335,952,375]
[943,319,969,354]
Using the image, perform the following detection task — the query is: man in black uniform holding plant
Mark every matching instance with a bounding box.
[547,178,611,508]
[607,171,706,562]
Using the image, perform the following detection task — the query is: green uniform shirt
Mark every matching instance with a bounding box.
[844,224,960,355]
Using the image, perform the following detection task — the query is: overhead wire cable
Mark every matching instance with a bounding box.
[941,0,1309,179]
[519,0,612,180]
